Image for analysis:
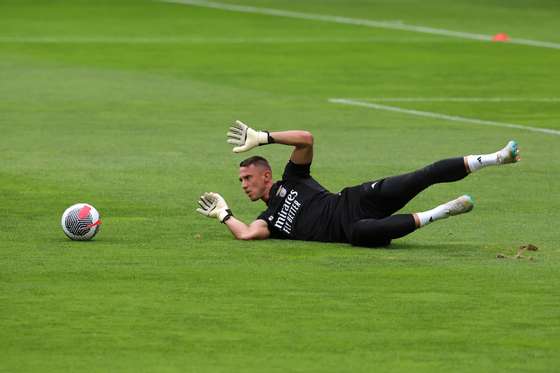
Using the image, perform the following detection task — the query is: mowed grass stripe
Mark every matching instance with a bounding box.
[160,0,560,50]
[0,36,458,44]
[350,97,560,103]
[329,98,560,136]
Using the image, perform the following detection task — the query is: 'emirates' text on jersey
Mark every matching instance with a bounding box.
[257,161,350,242]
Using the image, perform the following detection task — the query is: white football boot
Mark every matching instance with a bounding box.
[444,195,474,217]
[497,140,520,165]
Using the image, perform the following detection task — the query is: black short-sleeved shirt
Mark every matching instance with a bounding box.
[258,161,353,242]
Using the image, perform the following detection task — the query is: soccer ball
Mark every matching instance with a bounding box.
[61,203,102,241]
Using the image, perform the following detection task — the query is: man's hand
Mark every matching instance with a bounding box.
[227,120,270,153]
[196,192,232,223]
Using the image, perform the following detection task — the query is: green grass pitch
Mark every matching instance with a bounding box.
[1,0,560,371]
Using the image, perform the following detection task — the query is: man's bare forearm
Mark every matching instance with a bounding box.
[224,217,252,240]
[224,217,270,240]
[269,130,313,148]
[268,130,314,165]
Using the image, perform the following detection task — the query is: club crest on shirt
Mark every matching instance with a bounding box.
[276,186,287,198]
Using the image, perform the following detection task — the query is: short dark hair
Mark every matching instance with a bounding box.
[239,156,271,170]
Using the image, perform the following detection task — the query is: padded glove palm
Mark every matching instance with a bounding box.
[227,120,270,153]
[196,192,232,222]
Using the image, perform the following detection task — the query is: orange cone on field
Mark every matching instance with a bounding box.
[492,33,509,42]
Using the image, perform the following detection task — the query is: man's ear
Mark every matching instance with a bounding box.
[263,169,272,182]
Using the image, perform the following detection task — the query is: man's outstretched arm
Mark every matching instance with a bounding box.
[224,217,270,240]
[196,192,270,240]
[227,120,313,164]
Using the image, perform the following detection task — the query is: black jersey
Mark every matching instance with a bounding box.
[257,161,350,242]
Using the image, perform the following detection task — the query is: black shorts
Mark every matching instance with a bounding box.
[335,179,391,242]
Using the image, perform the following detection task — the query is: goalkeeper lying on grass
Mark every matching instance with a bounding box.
[197,121,520,247]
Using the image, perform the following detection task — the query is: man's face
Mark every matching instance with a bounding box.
[239,164,271,201]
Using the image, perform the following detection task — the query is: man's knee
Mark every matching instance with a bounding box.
[350,219,391,248]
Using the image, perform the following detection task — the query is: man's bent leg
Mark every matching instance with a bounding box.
[350,195,475,247]
[372,157,468,216]
[360,141,520,218]
[350,215,416,247]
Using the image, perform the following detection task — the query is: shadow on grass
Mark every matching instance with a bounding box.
[261,238,480,253]
[389,241,480,252]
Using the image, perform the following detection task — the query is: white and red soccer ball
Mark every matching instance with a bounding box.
[61,203,102,241]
